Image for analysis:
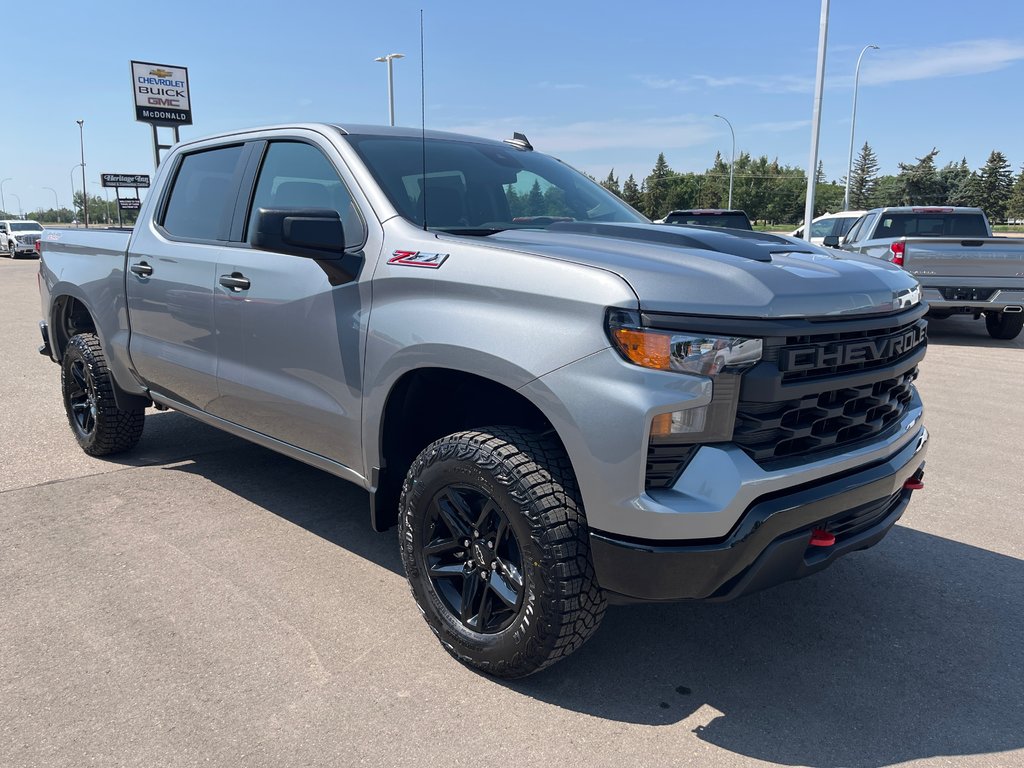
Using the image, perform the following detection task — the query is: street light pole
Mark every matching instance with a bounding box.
[374,53,405,126]
[843,44,879,211]
[0,177,10,217]
[42,187,60,222]
[77,119,88,227]
[713,114,736,209]
[802,0,830,243]
[70,165,82,225]
[10,193,22,218]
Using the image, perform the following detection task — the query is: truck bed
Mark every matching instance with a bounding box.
[903,237,1024,312]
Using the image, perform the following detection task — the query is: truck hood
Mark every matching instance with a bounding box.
[487,222,921,318]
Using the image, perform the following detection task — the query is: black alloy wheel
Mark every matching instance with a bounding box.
[422,484,524,634]
[66,355,99,440]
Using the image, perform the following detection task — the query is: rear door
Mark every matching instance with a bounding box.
[126,143,250,409]
[210,135,372,472]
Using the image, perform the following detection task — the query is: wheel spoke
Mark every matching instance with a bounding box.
[71,401,90,412]
[70,364,88,394]
[474,498,499,532]
[460,571,484,625]
[477,584,495,629]
[428,563,465,580]
[436,489,474,538]
[489,569,520,608]
[493,517,509,549]
[423,537,463,558]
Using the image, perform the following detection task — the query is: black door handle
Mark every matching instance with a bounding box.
[219,273,251,291]
[130,261,153,277]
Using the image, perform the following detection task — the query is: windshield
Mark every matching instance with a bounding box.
[346,135,647,233]
[11,222,43,232]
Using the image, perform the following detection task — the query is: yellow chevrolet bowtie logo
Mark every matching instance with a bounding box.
[149,68,173,78]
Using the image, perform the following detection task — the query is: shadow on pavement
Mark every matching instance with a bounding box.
[113,411,1023,767]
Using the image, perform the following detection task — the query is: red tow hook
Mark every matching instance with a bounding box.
[809,529,836,547]
[903,473,925,491]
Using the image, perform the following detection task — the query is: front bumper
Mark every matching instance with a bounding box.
[590,424,927,602]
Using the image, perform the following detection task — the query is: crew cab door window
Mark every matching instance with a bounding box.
[245,141,364,249]
[161,145,245,241]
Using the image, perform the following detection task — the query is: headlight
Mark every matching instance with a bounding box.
[606,309,762,376]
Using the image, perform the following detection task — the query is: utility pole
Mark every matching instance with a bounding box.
[77,120,89,227]
[802,0,829,241]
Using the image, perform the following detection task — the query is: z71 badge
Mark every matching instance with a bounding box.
[388,250,449,269]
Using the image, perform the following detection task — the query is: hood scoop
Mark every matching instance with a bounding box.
[546,221,815,263]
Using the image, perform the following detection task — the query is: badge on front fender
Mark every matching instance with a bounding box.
[388,250,449,269]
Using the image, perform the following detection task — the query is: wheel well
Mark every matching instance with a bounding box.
[371,368,564,531]
[52,296,97,359]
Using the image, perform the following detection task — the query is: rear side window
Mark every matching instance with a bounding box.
[873,213,988,239]
[246,141,364,249]
[162,145,245,240]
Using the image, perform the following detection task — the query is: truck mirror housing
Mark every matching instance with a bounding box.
[822,235,840,248]
[253,208,346,259]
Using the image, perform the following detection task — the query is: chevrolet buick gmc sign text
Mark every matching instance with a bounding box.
[130,61,192,126]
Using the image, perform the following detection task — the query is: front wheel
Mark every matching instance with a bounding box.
[8,241,16,259]
[399,427,606,678]
[985,311,1024,340]
[61,333,145,455]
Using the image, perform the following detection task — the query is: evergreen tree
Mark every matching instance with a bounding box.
[897,148,942,204]
[938,158,971,206]
[1007,166,1024,222]
[849,142,879,209]
[622,174,642,211]
[976,150,1014,221]
[949,172,982,208]
[643,153,674,219]
[600,169,621,197]
[526,179,545,215]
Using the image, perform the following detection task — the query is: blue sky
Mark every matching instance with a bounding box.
[2,0,1024,214]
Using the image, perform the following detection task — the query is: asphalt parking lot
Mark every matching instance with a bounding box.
[2,254,1022,768]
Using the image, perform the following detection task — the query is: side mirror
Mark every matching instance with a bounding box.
[252,208,345,259]
[822,235,841,248]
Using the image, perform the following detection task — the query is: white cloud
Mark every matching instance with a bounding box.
[860,39,1024,85]
[639,72,813,94]
[440,115,717,153]
[748,119,811,133]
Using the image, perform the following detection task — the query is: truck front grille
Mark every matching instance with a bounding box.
[734,368,916,463]
[733,312,925,466]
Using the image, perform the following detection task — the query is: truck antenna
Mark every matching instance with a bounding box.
[420,9,428,232]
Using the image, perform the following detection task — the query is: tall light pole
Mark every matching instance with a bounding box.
[802,0,830,242]
[76,119,88,227]
[1,177,10,217]
[10,193,22,218]
[374,53,405,126]
[713,114,736,209]
[843,44,879,211]
[70,164,83,225]
[42,187,60,222]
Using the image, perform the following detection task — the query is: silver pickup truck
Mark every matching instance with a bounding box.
[833,206,1024,339]
[37,123,929,677]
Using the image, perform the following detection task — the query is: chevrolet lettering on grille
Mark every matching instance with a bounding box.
[780,324,927,372]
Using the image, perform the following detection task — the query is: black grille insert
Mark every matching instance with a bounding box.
[646,444,698,489]
[734,367,917,464]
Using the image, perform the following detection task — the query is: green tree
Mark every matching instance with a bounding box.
[938,158,971,205]
[526,180,545,216]
[849,142,879,209]
[976,150,1014,221]
[600,169,621,197]
[897,148,942,205]
[1007,166,1024,222]
[643,152,674,219]
[621,174,642,211]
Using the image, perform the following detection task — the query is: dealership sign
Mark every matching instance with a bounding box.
[130,60,192,126]
[101,174,151,188]
[118,198,142,211]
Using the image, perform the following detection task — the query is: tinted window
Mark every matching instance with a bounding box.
[11,222,43,232]
[872,213,988,239]
[246,142,364,249]
[836,216,859,236]
[809,219,837,238]
[347,135,646,232]
[162,145,244,240]
[665,213,751,229]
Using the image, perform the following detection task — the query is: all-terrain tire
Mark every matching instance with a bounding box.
[399,426,606,678]
[61,333,145,455]
[985,311,1024,340]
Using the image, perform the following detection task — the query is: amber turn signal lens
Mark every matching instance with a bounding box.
[612,328,671,370]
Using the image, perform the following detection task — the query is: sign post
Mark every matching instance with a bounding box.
[130,61,193,168]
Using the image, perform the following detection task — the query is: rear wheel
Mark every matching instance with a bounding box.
[399,426,606,678]
[61,333,145,455]
[985,311,1024,340]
